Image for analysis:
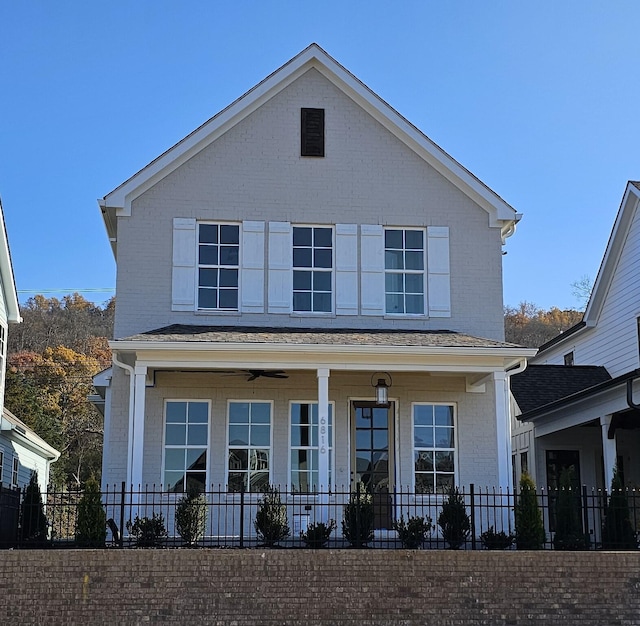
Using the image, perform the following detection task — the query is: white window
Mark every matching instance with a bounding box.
[0,324,6,400]
[0,450,3,484]
[413,404,455,493]
[197,223,240,310]
[290,402,333,492]
[163,401,209,493]
[385,228,425,315]
[293,226,333,313]
[227,401,271,492]
[11,456,19,488]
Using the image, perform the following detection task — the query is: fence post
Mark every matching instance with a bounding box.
[119,482,125,548]
[470,483,476,550]
[239,483,245,548]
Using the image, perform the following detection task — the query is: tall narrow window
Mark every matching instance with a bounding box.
[293,226,333,313]
[164,401,209,493]
[385,228,425,314]
[564,352,574,366]
[413,404,455,493]
[290,402,333,492]
[198,223,239,310]
[228,402,271,492]
[11,456,19,488]
[301,108,324,157]
[0,450,4,484]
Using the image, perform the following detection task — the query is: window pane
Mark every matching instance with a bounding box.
[385,229,403,249]
[386,294,403,314]
[229,425,249,446]
[291,450,309,472]
[293,292,312,311]
[220,224,239,244]
[436,474,454,493]
[187,424,208,446]
[313,293,331,312]
[187,449,207,471]
[385,250,404,270]
[293,248,312,267]
[250,471,269,492]
[405,230,423,249]
[220,246,239,266]
[219,289,238,309]
[188,402,208,424]
[166,402,187,423]
[219,269,238,287]
[165,424,186,446]
[293,270,311,290]
[415,451,434,472]
[165,448,185,471]
[199,224,218,244]
[415,473,433,494]
[199,245,218,266]
[405,294,424,314]
[229,403,250,423]
[229,449,248,471]
[314,228,332,248]
[293,227,312,246]
[250,425,270,447]
[372,430,388,450]
[385,273,403,293]
[405,250,424,270]
[228,473,245,492]
[435,405,454,426]
[249,449,269,471]
[165,471,185,493]
[198,289,217,309]
[251,403,271,424]
[185,473,206,492]
[198,268,217,287]
[314,249,332,268]
[414,426,434,448]
[435,427,454,448]
[414,406,433,426]
[405,273,423,294]
[435,451,454,472]
[313,271,331,292]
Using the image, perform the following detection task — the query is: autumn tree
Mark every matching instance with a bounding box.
[504,302,583,348]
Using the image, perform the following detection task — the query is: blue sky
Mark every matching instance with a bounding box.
[1,1,638,310]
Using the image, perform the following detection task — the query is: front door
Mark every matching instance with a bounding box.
[351,402,394,529]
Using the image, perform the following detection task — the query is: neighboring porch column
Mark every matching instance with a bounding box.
[600,414,617,490]
[493,371,513,492]
[317,368,330,523]
[130,364,148,491]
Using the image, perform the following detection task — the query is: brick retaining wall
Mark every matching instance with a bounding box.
[0,550,638,625]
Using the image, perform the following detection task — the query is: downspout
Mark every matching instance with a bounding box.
[112,353,135,489]
[506,358,528,379]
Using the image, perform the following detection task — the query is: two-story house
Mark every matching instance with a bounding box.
[511,181,640,498]
[96,44,533,533]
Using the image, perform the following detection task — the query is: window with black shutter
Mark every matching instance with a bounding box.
[301,108,324,157]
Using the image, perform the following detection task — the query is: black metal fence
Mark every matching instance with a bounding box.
[1,483,639,550]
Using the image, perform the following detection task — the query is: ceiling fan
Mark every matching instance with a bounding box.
[245,369,289,381]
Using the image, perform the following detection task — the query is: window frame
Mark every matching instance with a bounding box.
[288,400,335,493]
[196,221,241,312]
[292,225,334,314]
[0,449,3,485]
[411,402,457,494]
[11,456,19,488]
[226,400,274,493]
[162,399,211,493]
[384,227,426,316]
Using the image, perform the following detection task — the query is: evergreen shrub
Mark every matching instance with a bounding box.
[342,482,375,547]
[175,487,207,546]
[514,472,546,550]
[254,485,290,547]
[75,476,107,547]
[437,487,470,549]
[20,472,48,546]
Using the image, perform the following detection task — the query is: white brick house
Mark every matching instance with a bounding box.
[96,44,533,531]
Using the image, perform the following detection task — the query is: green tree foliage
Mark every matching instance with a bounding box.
[602,466,637,550]
[254,486,290,547]
[75,476,107,547]
[515,472,546,550]
[437,487,470,549]
[342,482,375,547]
[553,467,587,550]
[504,302,583,347]
[175,487,208,546]
[20,472,48,546]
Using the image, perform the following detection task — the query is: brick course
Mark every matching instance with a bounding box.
[1,549,638,625]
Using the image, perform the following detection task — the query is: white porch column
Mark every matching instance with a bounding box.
[131,365,147,491]
[493,371,512,492]
[600,414,617,490]
[317,368,330,522]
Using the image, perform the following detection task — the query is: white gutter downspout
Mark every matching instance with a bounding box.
[506,358,528,379]
[112,353,135,490]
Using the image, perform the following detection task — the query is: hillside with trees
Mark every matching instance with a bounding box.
[504,302,583,347]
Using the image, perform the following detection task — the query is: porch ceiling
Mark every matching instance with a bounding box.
[110,324,534,374]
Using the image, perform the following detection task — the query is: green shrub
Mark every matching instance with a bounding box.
[342,482,375,547]
[393,515,433,548]
[20,472,48,546]
[175,488,207,546]
[480,526,514,550]
[126,513,167,547]
[254,486,290,547]
[437,487,470,549]
[602,466,637,550]
[553,467,587,550]
[515,472,546,550]
[75,476,107,547]
[301,520,336,548]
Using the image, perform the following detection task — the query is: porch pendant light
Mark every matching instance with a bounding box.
[371,372,392,406]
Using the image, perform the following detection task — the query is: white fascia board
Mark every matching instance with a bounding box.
[100,44,518,229]
[0,200,21,323]
[583,182,640,325]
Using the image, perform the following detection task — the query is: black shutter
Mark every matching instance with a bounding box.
[301,108,325,157]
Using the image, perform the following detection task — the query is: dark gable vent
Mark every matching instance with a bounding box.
[301,108,325,157]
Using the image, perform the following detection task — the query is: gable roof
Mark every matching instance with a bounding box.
[0,197,21,324]
[0,408,60,460]
[511,364,611,415]
[535,181,640,358]
[99,44,520,255]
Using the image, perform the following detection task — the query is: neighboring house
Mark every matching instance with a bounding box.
[0,197,59,492]
[95,44,533,532]
[511,181,640,496]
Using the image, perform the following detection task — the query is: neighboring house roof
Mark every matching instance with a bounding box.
[511,364,612,418]
[0,197,21,324]
[0,408,60,461]
[536,181,640,358]
[99,43,521,256]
